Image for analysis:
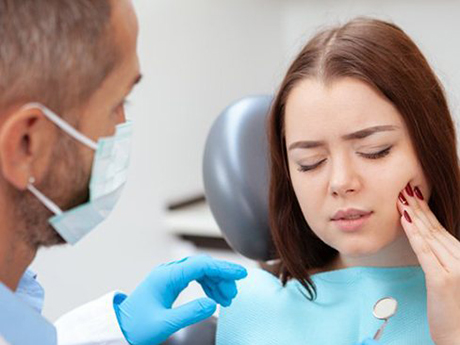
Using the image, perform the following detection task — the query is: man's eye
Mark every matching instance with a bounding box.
[296,147,392,173]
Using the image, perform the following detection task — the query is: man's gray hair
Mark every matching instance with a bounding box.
[0,0,119,118]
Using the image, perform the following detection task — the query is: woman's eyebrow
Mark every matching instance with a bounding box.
[288,125,399,150]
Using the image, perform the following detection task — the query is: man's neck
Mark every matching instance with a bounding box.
[0,227,36,291]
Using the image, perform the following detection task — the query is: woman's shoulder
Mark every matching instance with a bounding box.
[231,266,316,305]
[219,267,304,319]
[219,267,282,315]
[216,268,280,344]
[216,267,313,344]
[239,267,281,291]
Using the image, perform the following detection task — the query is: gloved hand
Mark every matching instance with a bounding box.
[113,254,248,345]
[354,338,381,345]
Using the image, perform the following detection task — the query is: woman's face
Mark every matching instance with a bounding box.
[284,77,431,259]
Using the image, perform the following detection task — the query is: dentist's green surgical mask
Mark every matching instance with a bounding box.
[24,103,132,244]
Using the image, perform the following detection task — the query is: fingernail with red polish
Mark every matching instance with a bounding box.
[405,183,414,197]
[403,210,412,223]
[414,187,424,201]
[398,193,408,205]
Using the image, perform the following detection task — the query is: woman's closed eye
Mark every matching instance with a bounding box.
[296,146,393,172]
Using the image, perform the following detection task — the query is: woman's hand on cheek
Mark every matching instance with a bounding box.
[397,183,460,345]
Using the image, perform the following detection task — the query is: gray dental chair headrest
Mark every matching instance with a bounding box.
[203,95,275,261]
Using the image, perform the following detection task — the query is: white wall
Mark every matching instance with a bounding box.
[134,0,286,201]
[30,0,460,321]
[31,0,285,321]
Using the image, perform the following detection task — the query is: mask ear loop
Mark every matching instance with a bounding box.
[27,177,63,215]
[21,103,98,151]
[22,102,96,216]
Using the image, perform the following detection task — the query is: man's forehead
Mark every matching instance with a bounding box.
[108,0,140,97]
[111,0,138,42]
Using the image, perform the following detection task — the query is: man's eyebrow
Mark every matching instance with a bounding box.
[288,125,399,151]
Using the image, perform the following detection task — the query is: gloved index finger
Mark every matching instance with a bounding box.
[178,255,248,284]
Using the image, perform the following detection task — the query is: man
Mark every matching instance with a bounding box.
[0,0,246,344]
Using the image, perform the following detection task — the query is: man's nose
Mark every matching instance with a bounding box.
[116,106,127,125]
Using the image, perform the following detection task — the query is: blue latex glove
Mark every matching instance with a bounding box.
[113,254,248,345]
[354,338,381,345]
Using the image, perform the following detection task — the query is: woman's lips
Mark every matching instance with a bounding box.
[331,212,373,232]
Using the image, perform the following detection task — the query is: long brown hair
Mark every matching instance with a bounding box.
[268,17,460,300]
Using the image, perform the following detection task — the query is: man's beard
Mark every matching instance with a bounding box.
[10,133,90,250]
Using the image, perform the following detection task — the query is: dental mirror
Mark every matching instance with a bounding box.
[372,297,398,340]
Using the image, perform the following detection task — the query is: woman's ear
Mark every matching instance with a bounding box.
[0,106,57,190]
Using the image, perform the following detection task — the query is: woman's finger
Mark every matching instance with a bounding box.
[402,206,453,272]
[402,184,460,260]
[400,209,445,277]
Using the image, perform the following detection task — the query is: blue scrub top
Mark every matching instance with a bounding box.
[217,266,433,344]
[15,269,45,313]
[0,281,56,344]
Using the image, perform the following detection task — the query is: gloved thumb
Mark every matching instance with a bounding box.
[166,297,217,333]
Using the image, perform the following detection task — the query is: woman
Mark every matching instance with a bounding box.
[217,18,460,344]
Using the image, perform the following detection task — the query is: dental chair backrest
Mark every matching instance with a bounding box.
[203,95,275,261]
[163,95,275,345]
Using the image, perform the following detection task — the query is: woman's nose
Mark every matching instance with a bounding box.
[328,156,361,197]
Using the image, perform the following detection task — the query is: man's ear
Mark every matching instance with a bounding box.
[0,106,57,190]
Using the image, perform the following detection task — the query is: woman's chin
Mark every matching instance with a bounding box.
[336,241,383,257]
